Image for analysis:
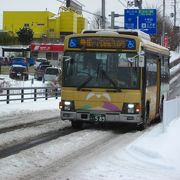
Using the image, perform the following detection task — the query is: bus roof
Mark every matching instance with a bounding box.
[65,30,170,56]
[81,29,151,41]
[141,38,170,56]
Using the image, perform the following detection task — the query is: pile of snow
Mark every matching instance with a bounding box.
[126,119,180,171]
[0,99,60,118]
[0,75,46,88]
[0,75,60,117]
[170,51,180,63]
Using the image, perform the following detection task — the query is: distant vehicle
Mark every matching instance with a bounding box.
[0,57,5,65]
[34,64,52,80]
[34,58,48,68]
[43,67,61,82]
[9,64,29,80]
[27,57,35,66]
[12,57,28,67]
[0,57,9,66]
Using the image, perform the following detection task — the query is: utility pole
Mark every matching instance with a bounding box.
[110,11,115,29]
[109,11,124,29]
[101,0,106,29]
[162,0,165,46]
[174,0,177,27]
[134,0,142,9]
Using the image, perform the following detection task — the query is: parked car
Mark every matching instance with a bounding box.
[34,58,48,68]
[9,65,29,80]
[34,64,52,80]
[12,57,28,67]
[0,57,5,65]
[43,67,61,82]
[0,57,9,66]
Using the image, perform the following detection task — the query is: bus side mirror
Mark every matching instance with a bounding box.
[138,51,145,67]
[62,56,72,62]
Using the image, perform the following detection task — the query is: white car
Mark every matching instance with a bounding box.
[34,58,48,68]
[43,67,61,82]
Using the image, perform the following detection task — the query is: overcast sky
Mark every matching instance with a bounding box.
[0,0,176,29]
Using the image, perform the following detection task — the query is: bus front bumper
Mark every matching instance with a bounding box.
[60,111,142,124]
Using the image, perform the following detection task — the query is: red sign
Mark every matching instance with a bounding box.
[30,43,64,52]
[164,35,169,48]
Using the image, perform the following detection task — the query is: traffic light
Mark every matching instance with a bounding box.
[134,0,142,9]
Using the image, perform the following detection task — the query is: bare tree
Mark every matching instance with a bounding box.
[147,6,179,50]
[90,10,102,29]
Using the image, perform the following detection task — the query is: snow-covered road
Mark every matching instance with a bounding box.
[0,126,144,180]
[0,51,180,179]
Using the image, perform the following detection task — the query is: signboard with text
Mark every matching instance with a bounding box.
[124,9,139,29]
[66,0,82,14]
[124,9,157,35]
[68,37,137,50]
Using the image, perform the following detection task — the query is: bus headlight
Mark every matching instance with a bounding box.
[122,103,140,114]
[127,104,135,113]
[59,100,74,111]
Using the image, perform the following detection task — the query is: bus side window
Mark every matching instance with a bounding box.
[146,54,158,87]
[161,57,169,83]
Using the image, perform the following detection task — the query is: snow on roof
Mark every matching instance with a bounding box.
[11,64,27,68]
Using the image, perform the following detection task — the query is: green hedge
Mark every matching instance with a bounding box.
[0,32,18,45]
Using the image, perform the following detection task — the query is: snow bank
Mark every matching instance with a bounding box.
[126,118,180,172]
[170,51,180,63]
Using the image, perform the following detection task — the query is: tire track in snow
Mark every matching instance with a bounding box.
[0,126,78,159]
[0,117,59,134]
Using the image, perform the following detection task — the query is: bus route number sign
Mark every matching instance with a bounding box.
[68,37,136,50]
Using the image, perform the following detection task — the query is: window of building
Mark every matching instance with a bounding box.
[24,24,29,28]
[46,52,51,60]
[37,24,44,26]
[49,28,54,32]
[46,52,58,60]
[53,53,58,60]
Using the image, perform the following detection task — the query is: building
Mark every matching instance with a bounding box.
[3,10,87,39]
[30,43,64,66]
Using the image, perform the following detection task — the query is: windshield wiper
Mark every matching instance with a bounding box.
[101,70,121,92]
[77,75,93,90]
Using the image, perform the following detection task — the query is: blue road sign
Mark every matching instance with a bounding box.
[124,9,157,35]
[139,9,156,34]
[124,9,139,29]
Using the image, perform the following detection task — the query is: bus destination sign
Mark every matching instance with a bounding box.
[68,37,136,50]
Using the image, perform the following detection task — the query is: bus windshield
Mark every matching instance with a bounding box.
[63,51,140,89]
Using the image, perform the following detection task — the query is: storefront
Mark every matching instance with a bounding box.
[30,43,64,66]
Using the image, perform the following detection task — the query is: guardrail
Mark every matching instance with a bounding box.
[0,86,61,104]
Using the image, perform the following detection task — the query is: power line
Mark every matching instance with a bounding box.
[82,9,101,17]
[57,0,102,17]
[117,0,127,8]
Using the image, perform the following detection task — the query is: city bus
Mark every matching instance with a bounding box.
[59,30,170,130]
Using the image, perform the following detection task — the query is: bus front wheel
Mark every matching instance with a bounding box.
[137,105,150,131]
[71,121,83,129]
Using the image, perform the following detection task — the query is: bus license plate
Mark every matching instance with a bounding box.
[90,114,105,122]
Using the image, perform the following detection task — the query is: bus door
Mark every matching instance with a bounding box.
[145,54,159,120]
[156,58,161,115]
